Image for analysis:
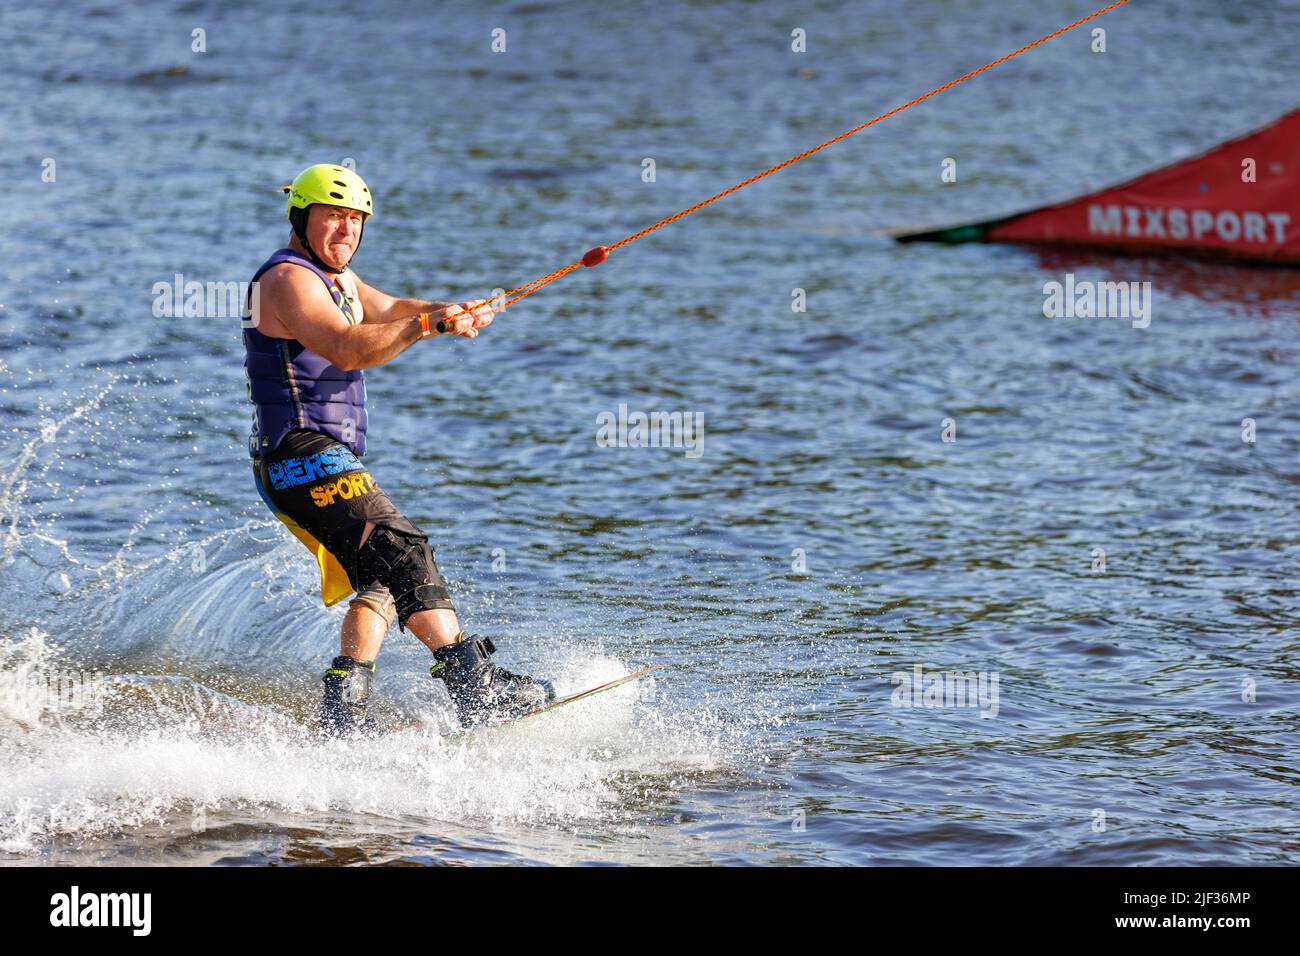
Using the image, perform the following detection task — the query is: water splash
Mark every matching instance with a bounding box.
[0,632,751,857]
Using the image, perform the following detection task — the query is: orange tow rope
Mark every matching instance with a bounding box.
[439,0,1128,330]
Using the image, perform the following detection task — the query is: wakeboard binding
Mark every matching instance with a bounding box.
[319,655,377,738]
[430,634,555,728]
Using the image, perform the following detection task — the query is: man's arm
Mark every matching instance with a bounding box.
[263,266,492,372]
[354,275,470,327]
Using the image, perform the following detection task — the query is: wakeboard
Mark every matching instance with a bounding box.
[399,664,662,737]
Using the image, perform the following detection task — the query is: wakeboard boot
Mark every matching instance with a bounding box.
[319,655,377,738]
[429,633,555,727]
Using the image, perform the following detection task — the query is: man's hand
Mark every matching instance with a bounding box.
[442,299,497,338]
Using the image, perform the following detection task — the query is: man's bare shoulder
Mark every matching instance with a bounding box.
[255,262,319,311]
[254,262,341,338]
[259,261,327,295]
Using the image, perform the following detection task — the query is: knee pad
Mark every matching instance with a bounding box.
[354,526,455,631]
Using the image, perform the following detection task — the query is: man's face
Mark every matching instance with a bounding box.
[307,203,366,269]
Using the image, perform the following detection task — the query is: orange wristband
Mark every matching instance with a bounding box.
[418,312,432,338]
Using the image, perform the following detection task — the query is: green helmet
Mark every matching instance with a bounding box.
[284,163,374,218]
[281,164,374,273]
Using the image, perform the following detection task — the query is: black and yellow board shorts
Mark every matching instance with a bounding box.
[251,428,442,630]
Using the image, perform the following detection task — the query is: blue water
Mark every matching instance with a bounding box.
[1,0,1297,865]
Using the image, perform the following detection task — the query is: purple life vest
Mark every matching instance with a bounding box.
[243,248,369,459]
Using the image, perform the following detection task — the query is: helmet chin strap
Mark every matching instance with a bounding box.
[290,206,364,274]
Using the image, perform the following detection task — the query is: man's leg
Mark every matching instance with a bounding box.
[319,523,397,736]
[358,519,461,651]
[340,602,388,661]
[406,609,463,651]
[322,584,391,736]
[352,515,554,725]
